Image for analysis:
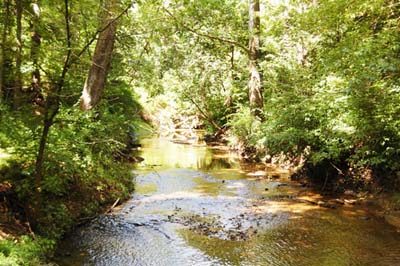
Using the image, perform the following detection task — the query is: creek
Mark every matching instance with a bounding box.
[55,138,400,266]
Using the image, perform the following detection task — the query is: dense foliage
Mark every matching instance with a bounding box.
[0,0,399,264]
[126,0,400,188]
[0,0,142,264]
[260,0,400,187]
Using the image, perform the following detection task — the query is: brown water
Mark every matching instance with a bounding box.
[55,138,400,266]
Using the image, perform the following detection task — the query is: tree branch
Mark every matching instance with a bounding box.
[71,2,133,66]
[162,8,249,53]
[60,0,72,85]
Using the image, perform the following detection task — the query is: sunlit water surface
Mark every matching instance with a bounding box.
[55,138,400,266]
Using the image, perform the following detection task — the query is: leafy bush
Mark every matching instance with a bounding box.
[227,106,262,149]
[0,236,54,266]
[0,80,140,240]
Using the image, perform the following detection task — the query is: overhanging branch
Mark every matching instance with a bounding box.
[163,8,249,53]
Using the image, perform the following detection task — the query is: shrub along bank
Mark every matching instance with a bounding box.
[0,88,149,265]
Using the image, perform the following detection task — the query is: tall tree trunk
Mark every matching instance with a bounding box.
[31,0,41,94]
[80,0,119,111]
[248,0,263,117]
[0,0,12,103]
[14,0,23,110]
[35,0,72,191]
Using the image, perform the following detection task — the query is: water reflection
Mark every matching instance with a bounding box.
[137,138,214,170]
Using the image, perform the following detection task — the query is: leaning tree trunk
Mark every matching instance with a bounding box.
[79,0,118,111]
[14,0,23,110]
[248,0,263,117]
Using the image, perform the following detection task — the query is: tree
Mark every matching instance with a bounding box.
[30,0,41,95]
[14,0,23,110]
[34,0,72,184]
[0,0,139,252]
[79,0,119,111]
[0,0,12,103]
[248,0,263,117]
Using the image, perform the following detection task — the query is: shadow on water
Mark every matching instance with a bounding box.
[54,137,400,266]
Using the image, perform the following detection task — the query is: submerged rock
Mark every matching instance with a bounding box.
[344,199,358,205]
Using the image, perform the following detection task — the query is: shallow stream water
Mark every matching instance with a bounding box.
[55,138,400,266]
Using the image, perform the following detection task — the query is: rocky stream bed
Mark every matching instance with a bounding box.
[54,138,400,266]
